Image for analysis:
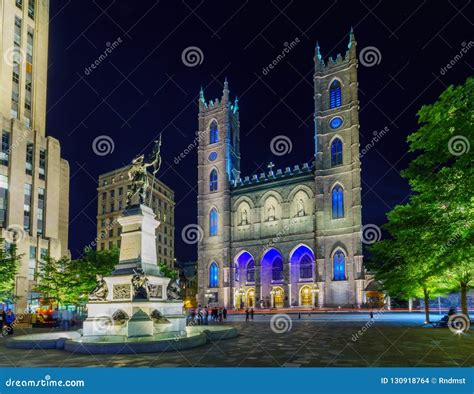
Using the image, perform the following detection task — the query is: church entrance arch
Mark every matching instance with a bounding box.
[300,285,312,307]
[272,286,284,308]
[246,288,255,308]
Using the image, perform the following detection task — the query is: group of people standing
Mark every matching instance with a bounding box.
[0,308,16,336]
[245,308,255,322]
[187,305,227,325]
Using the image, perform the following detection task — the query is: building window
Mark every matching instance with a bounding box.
[331,185,344,219]
[329,80,342,109]
[11,17,22,120]
[24,27,34,128]
[1,131,10,166]
[16,0,22,9]
[209,120,218,144]
[331,138,343,166]
[118,187,123,196]
[37,187,45,236]
[246,260,255,282]
[209,169,218,192]
[28,0,35,19]
[299,255,313,279]
[0,175,9,227]
[209,262,218,288]
[24,183,32,232]
[28,246,37,280]
[272,257,284,281]
[39,148,46,180]
[333,250,346,281]
[209,208,218,236]
[25,142,34,175]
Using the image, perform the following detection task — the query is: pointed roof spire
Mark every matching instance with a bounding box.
[222,77,229,102]
[233,96,239,113]
[199,86,205,101]
[348,27,356,49]
[316,41,323,62]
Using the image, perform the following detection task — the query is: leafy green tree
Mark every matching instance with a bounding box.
[0,241,21,304]
[159,262,178,279]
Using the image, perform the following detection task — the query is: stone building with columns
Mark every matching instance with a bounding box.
[197,30,367,309]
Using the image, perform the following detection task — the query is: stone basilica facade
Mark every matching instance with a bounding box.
[197,31,367,309]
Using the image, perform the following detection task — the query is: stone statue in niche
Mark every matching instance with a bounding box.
[297,198,305,217]
[267,205,276,221]
[241,208,248,225]
[167,279,182,300]
[89,275,108,301]
[112,309,129,325]
[131,269,149,300]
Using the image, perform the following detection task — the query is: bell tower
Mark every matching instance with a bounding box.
[196,80,240,307]
[313,29,364,306]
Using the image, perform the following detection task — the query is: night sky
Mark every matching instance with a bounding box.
[46,0,473,260]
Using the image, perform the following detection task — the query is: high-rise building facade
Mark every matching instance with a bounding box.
[0,0,70,311]
[97,165,175,268]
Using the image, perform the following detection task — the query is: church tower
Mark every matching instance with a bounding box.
[196,80,240,307]
[313,29,364,306]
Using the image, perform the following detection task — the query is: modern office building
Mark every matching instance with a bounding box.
[96,165,175,268]
[0,0,70,311]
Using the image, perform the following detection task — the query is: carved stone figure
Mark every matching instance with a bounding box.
[241,208,248,225]
[268,204,276,221]
[112,309,129,325]
[297,198,305,217]
[167,279,181,300]
[126,134,162,206]
[89,275,108,301]
[131,270,149,300]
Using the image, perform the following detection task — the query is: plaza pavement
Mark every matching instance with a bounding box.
[0,313,472,367]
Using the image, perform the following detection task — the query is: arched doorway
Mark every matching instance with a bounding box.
[300,285,312,307]
[246,288,255,308]
[272,286,284,308]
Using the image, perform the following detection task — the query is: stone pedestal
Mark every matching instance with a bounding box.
[83,204,186,338]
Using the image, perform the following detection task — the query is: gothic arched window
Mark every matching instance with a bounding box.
[209,121,218,144]
[209,169,218,191]
[246,260,255,282]
[209,208,218,236]
[331,185,344,219]
[209,262,218,287]
[333,251,346,281]
[272,257,284,281]
[299,255,313,279]
[329,80,342,109]
[331,138,343,166]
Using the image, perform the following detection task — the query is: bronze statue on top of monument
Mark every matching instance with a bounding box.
[126,133,162,207]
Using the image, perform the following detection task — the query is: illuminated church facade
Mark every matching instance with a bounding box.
[197,31,367,309]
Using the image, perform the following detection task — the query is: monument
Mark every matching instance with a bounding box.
[83,135,186,339]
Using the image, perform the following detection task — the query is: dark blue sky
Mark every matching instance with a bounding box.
[46,0,473,260]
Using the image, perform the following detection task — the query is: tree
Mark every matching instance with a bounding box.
[159,262,178,279]
[370,77,473,320]
[35,247,119,306]
[0,241,21,304]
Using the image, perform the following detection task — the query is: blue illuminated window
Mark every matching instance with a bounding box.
[329,116,343,129]
[209,262,218,287]
[331,138,343,166]
[331,185,344,219]
[209,169,218,191]
[333,251,345,281]
[209,208,218,236]
[208,151,217,161]
[329,80,342,109]
[209,121,218,144]
[246,260,255,282]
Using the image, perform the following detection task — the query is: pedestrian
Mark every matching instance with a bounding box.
[204,307,209,325]
[5,309,16,335]
[223,307,227,320]
[60,308,72,331]
[369,310,374,320]
[218,308,223,323]
[52,308,59,327]
[0,307,5,335]
[245,308,249,322]
[250,308,254,320]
